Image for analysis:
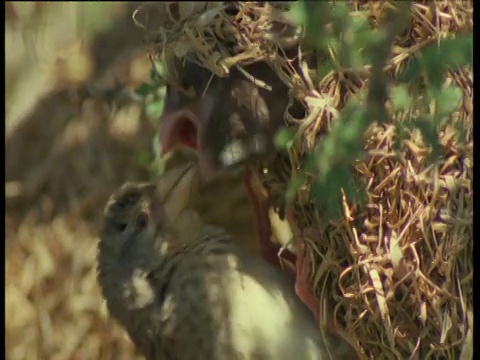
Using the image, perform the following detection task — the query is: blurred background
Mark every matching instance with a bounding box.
[6,3,157,359]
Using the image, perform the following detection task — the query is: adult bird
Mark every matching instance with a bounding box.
[157,57,321,321]
[97,162,357,359]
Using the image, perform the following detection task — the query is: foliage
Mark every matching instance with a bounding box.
[288,0,472,221]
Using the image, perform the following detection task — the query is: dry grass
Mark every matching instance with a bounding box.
[137,1,473,359]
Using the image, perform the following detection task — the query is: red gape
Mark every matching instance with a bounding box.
[243,167,320,321]
[241,167,296,273]
[293,238,320,321]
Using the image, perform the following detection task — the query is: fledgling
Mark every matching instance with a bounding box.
[97,163,357,360]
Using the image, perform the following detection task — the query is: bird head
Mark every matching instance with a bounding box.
[158,58,293,181]
[98,163,203,319]
[100,162,202,258]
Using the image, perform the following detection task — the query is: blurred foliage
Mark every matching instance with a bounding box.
[286,0,472,221]
[134,58,168,119]
[133,58,169,178]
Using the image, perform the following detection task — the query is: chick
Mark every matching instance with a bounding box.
[97,162,356,359]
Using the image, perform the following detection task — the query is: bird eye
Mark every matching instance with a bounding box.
[136,211,149,230]
[112,222,127,233]
[179,82,196,98]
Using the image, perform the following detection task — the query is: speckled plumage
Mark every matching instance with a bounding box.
[97,163,356,360]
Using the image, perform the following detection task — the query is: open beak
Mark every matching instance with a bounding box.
[159,107,202,155]
[158,94,220,181]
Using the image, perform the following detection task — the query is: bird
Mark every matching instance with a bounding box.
[97,162,357,360]
[162,149,297,272]
[161,149,263,258]
[159,56,295,178]
[157,57,321,322]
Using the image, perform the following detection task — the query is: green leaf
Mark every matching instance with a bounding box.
[390,85,412,111]
[134,151,151,167]
[286,173,306,203]
[288,1,306,25]
[316,58,335,81]
[340,108,368,144]
[274,127,295,150]
[435,86,463,120]
[309,103,367,176]
[311,165,350,220]
[150,60,167,82]
[135,83,155,97]
[298,1,337,50]
[398,34,473,84]
[146,99,165,119]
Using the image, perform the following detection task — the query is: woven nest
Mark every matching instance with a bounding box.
[134,2,473,359]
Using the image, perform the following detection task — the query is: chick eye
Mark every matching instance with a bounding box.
[136,211,149,230]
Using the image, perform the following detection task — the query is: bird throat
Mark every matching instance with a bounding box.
[162,118,199,154]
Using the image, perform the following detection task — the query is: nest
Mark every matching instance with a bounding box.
[134,2,473,359]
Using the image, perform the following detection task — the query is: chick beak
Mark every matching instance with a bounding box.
[155,162,201,221]
[158,96,219,181]
[159,108,200,154]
